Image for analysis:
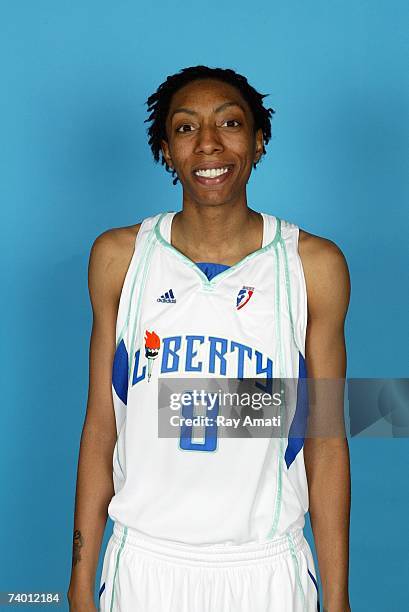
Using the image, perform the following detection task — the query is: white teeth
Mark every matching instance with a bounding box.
[194,167,230,178]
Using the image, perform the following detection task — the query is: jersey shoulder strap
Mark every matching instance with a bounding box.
[274,215,308,358]
[115,212,163,349]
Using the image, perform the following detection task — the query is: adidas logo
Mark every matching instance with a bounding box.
[157,289,176,304]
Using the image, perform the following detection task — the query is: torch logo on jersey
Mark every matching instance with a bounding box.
[145,330,160,382]
[236,285,254,310]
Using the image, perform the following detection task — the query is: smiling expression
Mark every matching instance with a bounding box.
[161,78,264,206]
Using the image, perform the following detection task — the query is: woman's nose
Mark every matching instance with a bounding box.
[194,125,224,154]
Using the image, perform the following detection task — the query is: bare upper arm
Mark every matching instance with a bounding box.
[84,223,141,439]
[298,230,351,443]
[298,230,351,379]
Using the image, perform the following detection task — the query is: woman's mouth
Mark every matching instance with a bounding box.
[192,165,234,186]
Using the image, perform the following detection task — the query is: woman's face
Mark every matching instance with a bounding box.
[161,78,263,207]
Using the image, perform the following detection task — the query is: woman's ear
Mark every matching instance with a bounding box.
[161,139,173,169]
[254,128,264,164]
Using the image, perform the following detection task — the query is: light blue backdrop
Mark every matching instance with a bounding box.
[1,1,408,610]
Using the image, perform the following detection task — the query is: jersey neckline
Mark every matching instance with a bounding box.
[154,210,281,290]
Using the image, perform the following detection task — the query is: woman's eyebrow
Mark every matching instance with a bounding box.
[170,101,245,120]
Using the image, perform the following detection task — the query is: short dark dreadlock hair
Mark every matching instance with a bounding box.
[144,65,275,185]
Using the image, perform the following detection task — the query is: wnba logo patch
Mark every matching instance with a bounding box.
[236,286,254,310]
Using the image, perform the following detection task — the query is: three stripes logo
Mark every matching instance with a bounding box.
[157,288,176,304]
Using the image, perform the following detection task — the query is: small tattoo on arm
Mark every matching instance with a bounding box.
[72,529,84,566]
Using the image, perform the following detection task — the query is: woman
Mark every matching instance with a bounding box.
[67,65,351,611]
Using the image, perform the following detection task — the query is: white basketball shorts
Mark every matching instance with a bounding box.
[98,522,320,611]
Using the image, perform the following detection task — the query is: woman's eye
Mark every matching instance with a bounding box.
[176,124,195,133]
[176,120,240,133]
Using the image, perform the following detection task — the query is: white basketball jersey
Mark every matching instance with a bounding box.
[107,210,309,545]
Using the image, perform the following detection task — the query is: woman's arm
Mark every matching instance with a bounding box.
[300,234,351,612]
[67,227,136,610]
